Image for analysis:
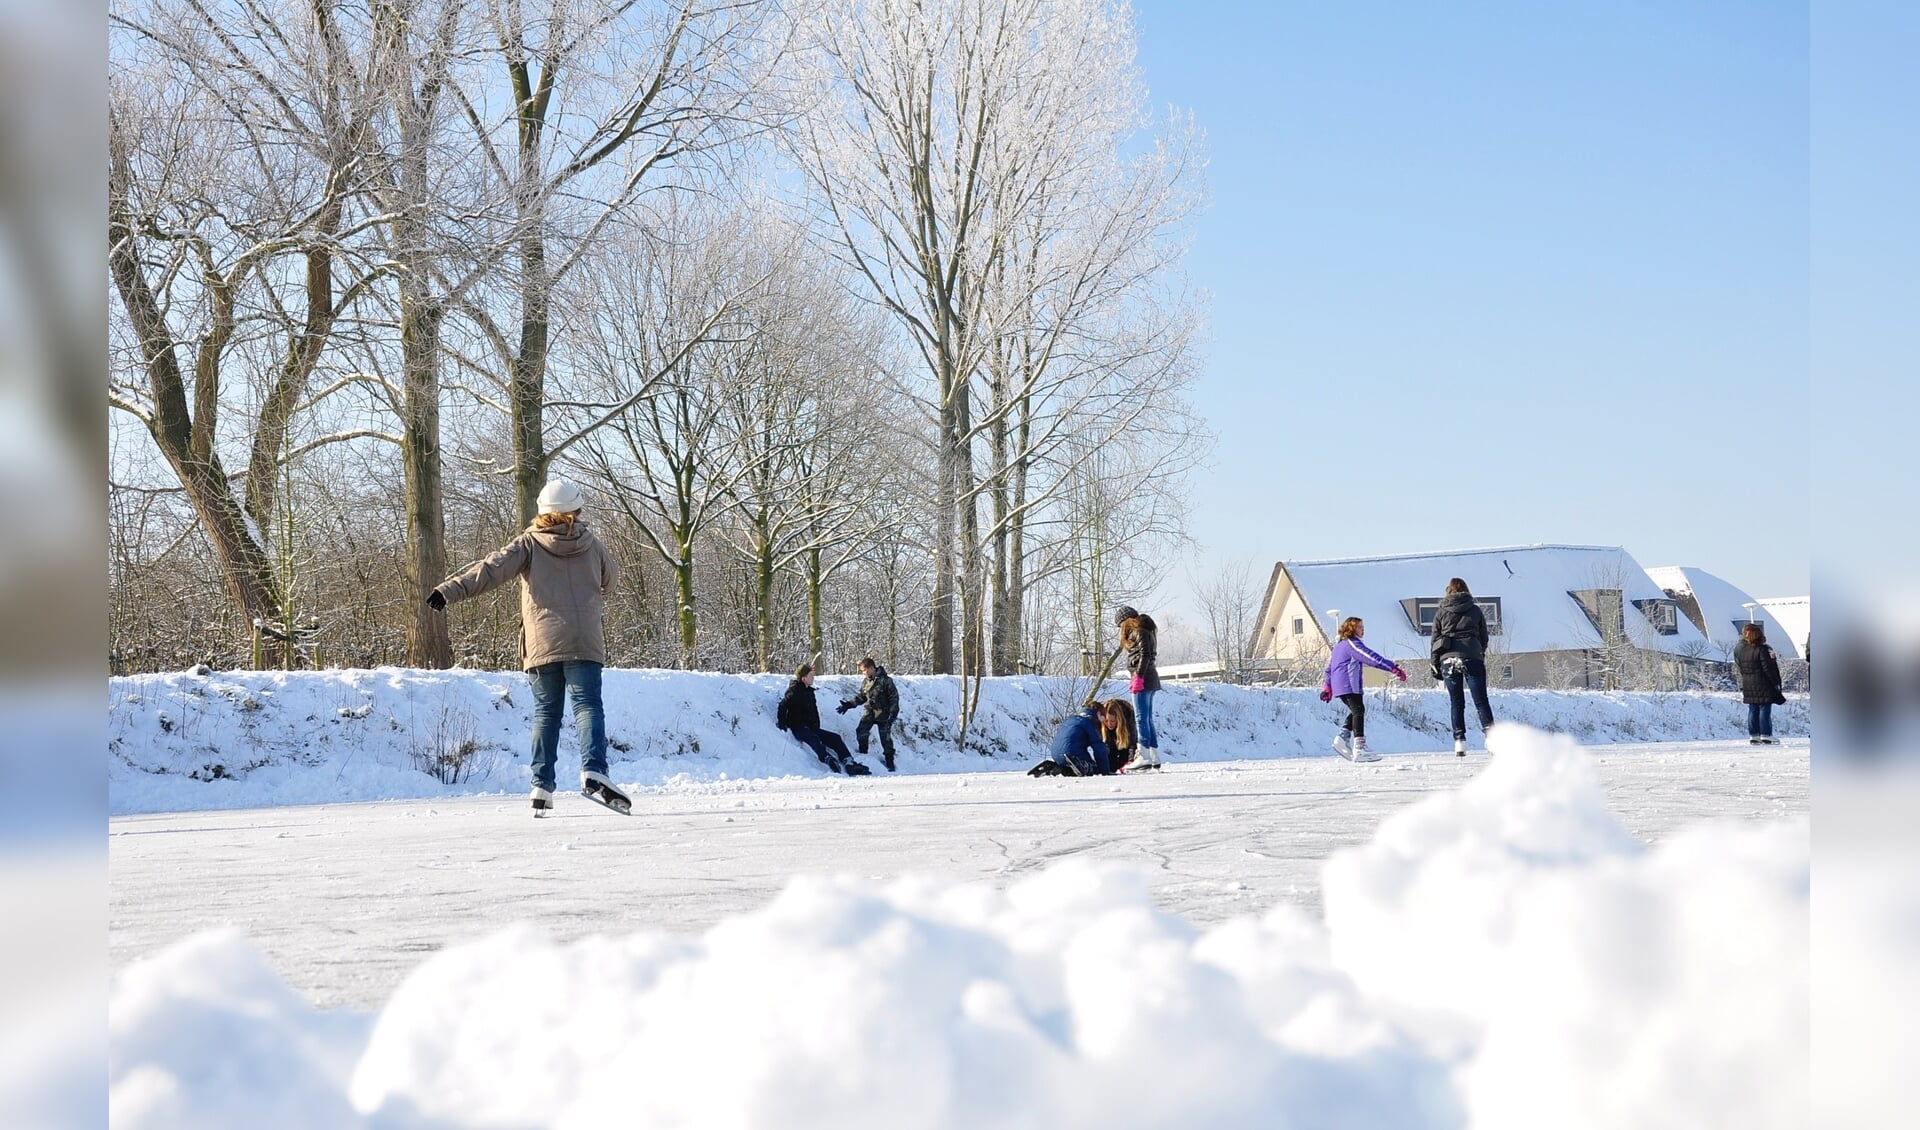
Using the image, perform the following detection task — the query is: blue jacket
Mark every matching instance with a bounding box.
[1325,638,1399,697]
[1049,707,1111,775]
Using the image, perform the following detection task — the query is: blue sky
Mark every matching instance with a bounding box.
[1130,1,1811,617]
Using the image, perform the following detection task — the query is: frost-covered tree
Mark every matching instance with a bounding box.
[109,0,387,651]
[787,0,1208,686]
[449,0,780,524]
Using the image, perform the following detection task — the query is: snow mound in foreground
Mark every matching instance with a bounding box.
[109,725,1807,1130]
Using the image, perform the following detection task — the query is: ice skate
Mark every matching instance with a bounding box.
[580,771,632,816]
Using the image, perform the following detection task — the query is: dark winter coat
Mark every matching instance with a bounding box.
[776,679,822,732]
[1119,613,1162,692]
[1429,592,1489,666]
[1734,639,1784,705]
[1049,706,1112,775]
[842,665,900,722]
[434,520,619,670]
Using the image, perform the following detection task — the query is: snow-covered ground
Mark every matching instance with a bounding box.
[110,728,1807,1125]
[107,666,1809,814]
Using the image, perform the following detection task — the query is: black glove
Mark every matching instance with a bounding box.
[836,701,854,714]
[1429,664,1443,681]
[427,590,446,611]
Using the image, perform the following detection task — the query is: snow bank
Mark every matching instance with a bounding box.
[108,725,1807,1129]
[107,666,1810,814]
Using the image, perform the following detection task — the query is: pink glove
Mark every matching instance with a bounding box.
[1129,674,1146,694]
[1393,666,1407,682]
[1318,684,1333,703]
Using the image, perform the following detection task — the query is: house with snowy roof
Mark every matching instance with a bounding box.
[1643,566,1803,662]
[1249,544,1716,690]
[1757,596,1810,660]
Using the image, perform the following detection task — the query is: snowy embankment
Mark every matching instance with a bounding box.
[108,666,1808,814]
[109,724,1807,1129]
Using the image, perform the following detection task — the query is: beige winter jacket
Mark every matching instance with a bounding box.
[433,521,620,670]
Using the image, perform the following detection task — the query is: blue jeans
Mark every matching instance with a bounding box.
[1133,688,1159,749]
[528,661,606,791]
[1747,702,1773,738]
[1442,657,1495,740]
[1050,747,1106,775]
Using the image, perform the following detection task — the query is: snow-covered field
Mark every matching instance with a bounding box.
[107,666,1808,813]
[107,669,1808,1129]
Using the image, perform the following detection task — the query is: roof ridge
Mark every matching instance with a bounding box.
[1287,543,1623,568]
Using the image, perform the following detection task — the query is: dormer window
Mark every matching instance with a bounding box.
[1632,598,1680,635]
[1402,595,1503,636]
[1568,588,1624,636]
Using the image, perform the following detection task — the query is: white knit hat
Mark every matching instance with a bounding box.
[536,479,585,515]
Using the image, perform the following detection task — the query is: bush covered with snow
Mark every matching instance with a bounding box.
[109,724,1806,1129]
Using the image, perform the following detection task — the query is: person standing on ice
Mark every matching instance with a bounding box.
[1734,621,1785,744]
[1113,605,1164,770]
[427,479,628,817]
[836,656,900,771]
[1321,617,1406,759]
[777,663,870,774]
[1430,577,1496,756]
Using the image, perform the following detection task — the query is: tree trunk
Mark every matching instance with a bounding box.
[806,546,825,664]
[401,297,452,668]
[1007,385,1032,671]
[108,164,279,657]
[956,382,983,681]
[754,511,775,672]
[509,53,555,526]
[511,228,550,526]
[931,389,957,674]
[675,541,697,668]
[988,355,1012,675]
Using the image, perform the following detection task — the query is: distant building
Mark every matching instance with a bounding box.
[1644,566,1802,661]
[1249,544,1716,690]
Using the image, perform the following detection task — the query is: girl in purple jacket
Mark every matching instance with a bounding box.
[1321,617,1406,758]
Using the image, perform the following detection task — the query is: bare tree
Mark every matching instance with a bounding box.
[108,1,386,656]
[568,205,768,665]
[1193,559,1264,681]
[710,241,893,669]
[790,0,1208,700]
[449,0,780,523]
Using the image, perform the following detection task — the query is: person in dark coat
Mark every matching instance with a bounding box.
[1030,703,1112,776]
[776,664,868,774]
[837,656,900,771]
[1430,577,1495,756]
[1733,621,1785,744]
[1114,605,1164,769]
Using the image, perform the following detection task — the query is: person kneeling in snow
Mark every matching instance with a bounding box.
[1099,697,1139,771]
[777,664,870,775]
[1029,703,1113,777]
